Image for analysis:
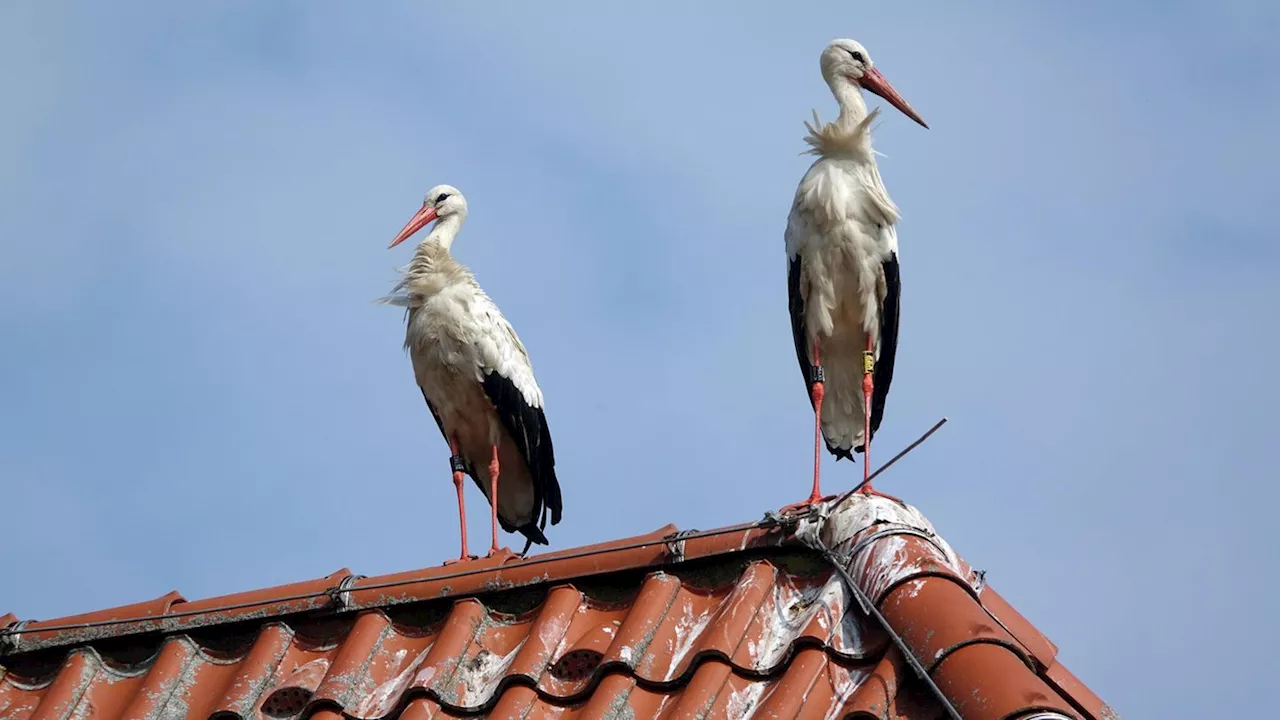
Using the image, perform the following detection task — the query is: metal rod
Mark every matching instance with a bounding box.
[834,417,948,507]
[822,547,963,720]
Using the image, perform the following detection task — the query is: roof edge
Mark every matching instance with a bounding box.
[802,492,1104,720]
[2,518,798,657]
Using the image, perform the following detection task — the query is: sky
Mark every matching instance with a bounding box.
[2,1,1278,716]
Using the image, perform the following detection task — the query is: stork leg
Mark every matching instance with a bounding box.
[486,444,501,556]
[860,341,875,492]
[782,339,831,514]
[808,339,826,504]
[858,339,902,503]
[444,436,473,565]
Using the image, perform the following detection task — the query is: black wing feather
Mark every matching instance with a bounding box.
[787,255,815,398]
[481,372,562,549]
[788,255,855,461]
[856,255,900,452]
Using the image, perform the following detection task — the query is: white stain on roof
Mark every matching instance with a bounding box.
[824,664,872,720]
[549,604,588,665]
[745,574,862,670]
[355,645,433,718]
[665,598,712,681]
[725,679,769,719]
[802,494,968,602]
[455,641,523,707]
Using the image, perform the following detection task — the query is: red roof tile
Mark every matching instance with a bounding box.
[0,495,1118,719]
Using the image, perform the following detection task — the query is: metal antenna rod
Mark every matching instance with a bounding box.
[822,546,964,720]
[835,417,948,508]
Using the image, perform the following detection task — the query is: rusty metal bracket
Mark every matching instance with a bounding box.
[662,529,700,563]
[0,620,29,655]
[327,575,364,612]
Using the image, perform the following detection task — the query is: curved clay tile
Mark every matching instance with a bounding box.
[0,499,1112,719]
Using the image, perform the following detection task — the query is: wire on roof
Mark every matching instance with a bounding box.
[823,416,961,719]
[814,533,964,720]
[0,520,774,641]
[2,424,953,650]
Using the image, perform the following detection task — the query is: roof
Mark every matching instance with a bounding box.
[0,493,1118,720]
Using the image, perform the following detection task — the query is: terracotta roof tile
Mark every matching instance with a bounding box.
[0,494,1114,719]
[978,586,1060,669]
[1044,660,1122,720]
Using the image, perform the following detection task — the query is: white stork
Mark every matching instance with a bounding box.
[784,39,927,506]
[381,185,562,560]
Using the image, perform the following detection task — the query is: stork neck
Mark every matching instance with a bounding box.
[406,215,464,279]
[831,78,869,126]
[422,214,464,252]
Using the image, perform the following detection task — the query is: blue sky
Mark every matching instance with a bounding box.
[2,1,1277,716]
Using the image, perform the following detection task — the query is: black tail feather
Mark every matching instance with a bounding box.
[517,521,549,556]
[827,439,855,461]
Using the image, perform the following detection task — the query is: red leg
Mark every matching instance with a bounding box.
[783,339,832,514]
[854,338,904,504]
[809,339,825,504]
[860,338,874,493]
[444,436,472,564]
[487,445,501,556]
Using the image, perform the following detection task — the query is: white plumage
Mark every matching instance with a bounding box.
[381,185,561,558]
[785,39,926,481]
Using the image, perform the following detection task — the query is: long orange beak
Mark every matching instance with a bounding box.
[857,68,928,129]
[388,204,438,248]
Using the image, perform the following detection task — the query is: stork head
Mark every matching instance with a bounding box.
[821,39,928,129]
[388,184,468,249]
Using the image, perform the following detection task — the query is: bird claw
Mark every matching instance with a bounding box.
[443,555,478,566]
[779,494,837,516]
[857,485,904,505]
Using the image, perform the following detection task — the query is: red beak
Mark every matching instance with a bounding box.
[857,68,928,129]
[388,204,438,248]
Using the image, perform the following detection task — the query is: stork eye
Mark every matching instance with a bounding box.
[435,193,450,204]
[848,50,865,63]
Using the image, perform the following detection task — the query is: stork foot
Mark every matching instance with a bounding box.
[779,493,837,516]
[443,555,478,566]
[857,483,903,505]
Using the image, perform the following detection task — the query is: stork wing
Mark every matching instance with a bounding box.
[785,188,819,401]
[786,194,858,462]
[788,252,856,462]
[787,254,816,398]
[857,254,900,452]
[470,294,562,538]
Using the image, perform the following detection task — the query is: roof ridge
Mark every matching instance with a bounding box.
[2,520,783,657]
[0,495,1117,720]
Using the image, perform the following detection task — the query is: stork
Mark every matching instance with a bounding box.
[381,185,562,561]
[784,39,927,507]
